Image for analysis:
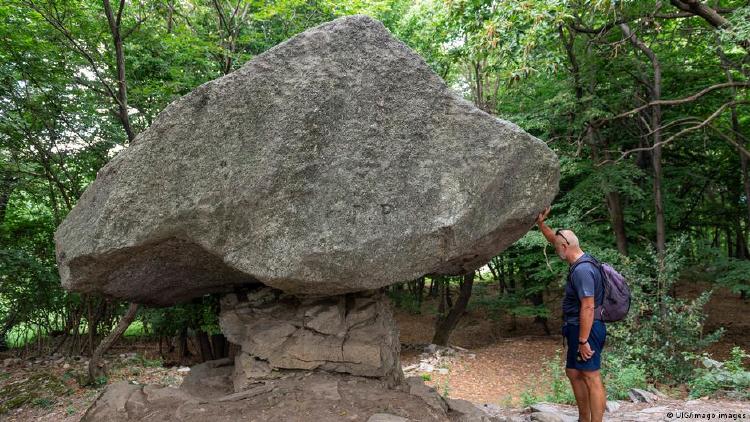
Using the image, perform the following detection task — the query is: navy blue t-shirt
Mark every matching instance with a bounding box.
[562,253,604,324]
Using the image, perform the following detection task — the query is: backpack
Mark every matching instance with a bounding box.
[569,255,631,323]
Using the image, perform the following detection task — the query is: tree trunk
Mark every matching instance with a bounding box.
[87,299,95,355]
[166,0,174,33]
[719,49,750,247]
[743,151,750,238]
[620,22,665,260]
[196,330,214,362]
[486,258,498,281]
[735,223,748,259]
[727,226,733,257]
[0,311,18,352]
[436,277,446,317]
[497,257,507,294]
[0,174,17,224]
[102,0,136,141]
[432,273,474,346]
[508,261,517,330]
[88,303,139,384]
[529,292,550,335]
[711,227,720,247]
[177,327,190,364]
[590,131,629,255]
[211,333,228,359]
[562,21,629,256]
[417,277,425,305]
[429,277,439,298]
[445,278,453,309]
[606,190,629,255]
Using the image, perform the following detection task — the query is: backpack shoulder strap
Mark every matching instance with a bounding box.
[569,256,606,316]
[569,256,601,275]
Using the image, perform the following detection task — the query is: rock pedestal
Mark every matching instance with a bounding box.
[220,288,402,389]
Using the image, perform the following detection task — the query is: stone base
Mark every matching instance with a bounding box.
[81,289,507,421]
[220,287,403,389]
[81,362,500,422]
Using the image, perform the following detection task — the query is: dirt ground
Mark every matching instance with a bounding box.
[394,279,750,405]
[0,353,188,421]
[0,280,747,420]
[397,279,749,357]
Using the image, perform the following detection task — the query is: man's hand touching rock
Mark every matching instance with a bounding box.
[536,206,551,224]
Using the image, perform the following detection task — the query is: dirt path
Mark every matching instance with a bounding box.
[394,280,749,406]
[401,337,561,405]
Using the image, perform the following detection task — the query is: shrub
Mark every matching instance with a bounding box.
[685,347,750,400]
[601,354,648,400]
[387,287,422,314]
[607,236,723,384]
[515,349,575,406]
[540,350,576,405]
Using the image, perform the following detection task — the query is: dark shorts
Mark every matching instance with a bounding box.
[562,320,606,371]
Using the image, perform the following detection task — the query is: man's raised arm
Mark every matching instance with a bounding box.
[536,206,557,245]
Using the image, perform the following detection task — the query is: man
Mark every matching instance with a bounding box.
[536,206,606,422]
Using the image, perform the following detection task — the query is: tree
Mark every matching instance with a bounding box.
[87,302,139,384]
[432,272,474,346]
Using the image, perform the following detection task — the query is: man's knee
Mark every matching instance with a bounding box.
[579,369,602,386]
[565,368,583,381]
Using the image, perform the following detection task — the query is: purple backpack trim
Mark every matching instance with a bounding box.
[570,256,631,323]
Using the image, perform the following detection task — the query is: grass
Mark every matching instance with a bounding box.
[5,323,48,349]
[5,318,148,350]
[123,320,146,337]
[512,349,651,407]
[123,353,163,368]
[0,372,73,414]
[512,349,576,407]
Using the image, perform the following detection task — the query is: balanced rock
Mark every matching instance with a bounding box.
[55,15,559,305]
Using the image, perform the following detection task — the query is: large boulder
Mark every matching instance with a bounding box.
[55,15,559,305]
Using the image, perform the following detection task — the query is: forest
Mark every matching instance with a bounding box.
[1,0,749,420]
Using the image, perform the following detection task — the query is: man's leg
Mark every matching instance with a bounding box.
[580,370,605,422]
[565,368,591,422]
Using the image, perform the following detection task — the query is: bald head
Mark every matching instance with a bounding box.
[554,229,584,264]
[555,229,579,248]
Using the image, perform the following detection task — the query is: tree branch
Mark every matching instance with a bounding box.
[24,0,120,106]
[593,82,750,127]
[670,0,750,51]
[607,100,750,163]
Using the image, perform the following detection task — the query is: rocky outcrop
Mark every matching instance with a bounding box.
[220,288,403,388]
[81,372,503,422]
[54,14,559,306]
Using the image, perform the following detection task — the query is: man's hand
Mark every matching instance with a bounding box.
[536,206,551,224]
[579,341,595,360]
[536,206,556,245]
